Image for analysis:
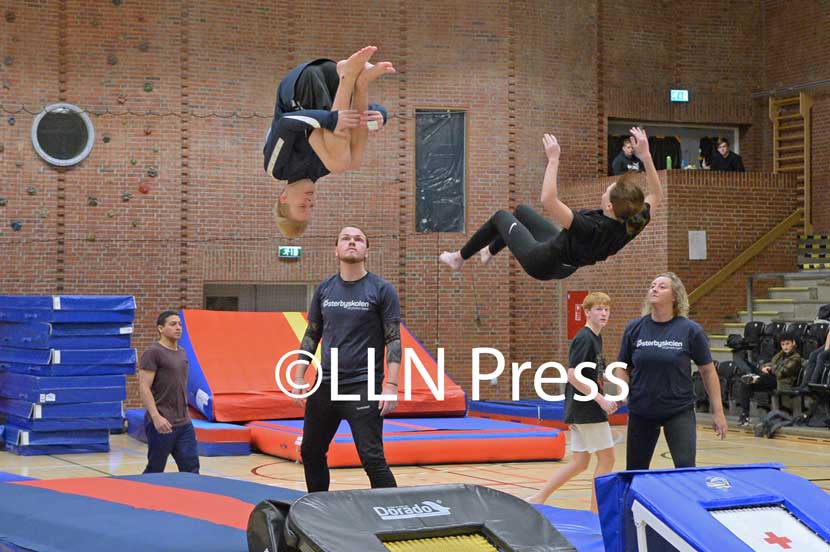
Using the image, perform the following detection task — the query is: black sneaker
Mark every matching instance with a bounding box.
[738,414,750,427]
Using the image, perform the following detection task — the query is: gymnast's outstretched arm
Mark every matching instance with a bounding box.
[630,126,662,212]
[539,134,575,230]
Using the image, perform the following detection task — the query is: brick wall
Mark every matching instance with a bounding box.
[666,171,801,332]
[0,1,824,408]
[762,0,830,232]
[600,0,766,172]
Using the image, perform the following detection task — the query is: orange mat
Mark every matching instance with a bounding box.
[183,310,466,422]
[248,417,565,467]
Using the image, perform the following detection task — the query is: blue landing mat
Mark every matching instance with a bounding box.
[0,473,604,552]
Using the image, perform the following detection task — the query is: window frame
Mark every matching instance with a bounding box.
[31,103,96,167]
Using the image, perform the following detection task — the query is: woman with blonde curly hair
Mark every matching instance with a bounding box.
[614,272,727,470]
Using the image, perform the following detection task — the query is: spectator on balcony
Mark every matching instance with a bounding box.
[611,137,644,175]
[709,138,745,172]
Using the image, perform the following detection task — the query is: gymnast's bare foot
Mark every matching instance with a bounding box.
[524,493,545,504]
[439,251,465,272]
[337,46,377,79]
[479,246,493,266]
[357,61,396,88]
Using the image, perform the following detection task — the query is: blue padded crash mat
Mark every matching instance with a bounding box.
[1,363,135,376]
[0,296,136,311]
[0,322,133,350]
[0,372,126,403]
[5,415,124,432]
[0,308,136,324]
[4,425,110,446]
[0,347,137,366]
[0,399,122,420]
[4,442,110,456]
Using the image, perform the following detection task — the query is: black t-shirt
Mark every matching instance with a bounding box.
[617,315,712,419]
[308,272,401,389]
[710,151,745,172]
[553,202,651,267]
[611,151,644,175]
[564,326,608,424]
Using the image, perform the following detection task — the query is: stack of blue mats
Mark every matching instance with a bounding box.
[0,295,136,455]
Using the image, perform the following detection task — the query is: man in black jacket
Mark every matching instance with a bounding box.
[710,138,745,172]
[611,137,644,175]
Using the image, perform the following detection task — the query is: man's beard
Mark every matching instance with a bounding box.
[339,253,366,264]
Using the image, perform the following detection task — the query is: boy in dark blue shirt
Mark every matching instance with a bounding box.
[264,46,394,237]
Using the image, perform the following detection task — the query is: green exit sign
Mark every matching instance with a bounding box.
[278,246,302,259]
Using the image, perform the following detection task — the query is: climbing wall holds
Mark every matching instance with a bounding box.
[26,186,37,196]
[102,135,111,143]
[87,196,98,207]
[10,220,22,231]
[7,117,15,126]
[121,191,132,202]
[143,82,153,92]
[138,185,150,194]
[146,167,158,178]
[0,197,7,207]
[107,54,118,65]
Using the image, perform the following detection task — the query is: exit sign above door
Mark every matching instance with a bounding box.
[278,246,302,259]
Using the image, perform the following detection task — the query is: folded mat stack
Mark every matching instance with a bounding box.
[0,295,137,455]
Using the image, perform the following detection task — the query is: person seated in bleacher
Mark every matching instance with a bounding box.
[737,332,802,427]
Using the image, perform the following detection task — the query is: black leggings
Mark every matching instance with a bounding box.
[626,407,697,470]
[803,348,830,387]
[460,204,578,281]
[301,382,397,493]
[738,373,777,415]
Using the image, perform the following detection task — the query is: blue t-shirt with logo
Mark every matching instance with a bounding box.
[617,315,712,419]
[308,272,401,389]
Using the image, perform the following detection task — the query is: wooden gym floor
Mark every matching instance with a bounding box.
[2,419,828,511]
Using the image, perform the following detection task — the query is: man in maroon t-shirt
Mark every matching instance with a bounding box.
[138,310,199,473]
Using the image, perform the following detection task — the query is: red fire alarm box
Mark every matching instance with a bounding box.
[567,290,589,340]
